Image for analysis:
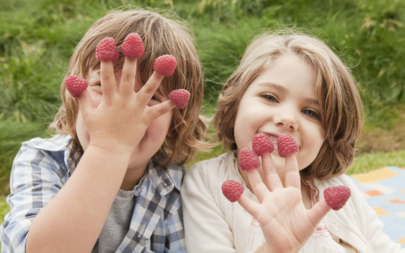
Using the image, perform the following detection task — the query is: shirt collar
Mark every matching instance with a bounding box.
[24,134,72,151]
[133,153,184,198]
[24,134,81,176]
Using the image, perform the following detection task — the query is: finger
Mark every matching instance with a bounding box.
[284,155,301,189]
[100,61,117,104]
[136,72,164,107]
[238,195,260,218]
[119,57,137,97]
[261,153,283,191]
[307,198,331,227]
[247,169,267,203]
[144,99,176,125]
[76,90,95,119]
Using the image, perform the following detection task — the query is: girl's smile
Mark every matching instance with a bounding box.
[234,53,325,182]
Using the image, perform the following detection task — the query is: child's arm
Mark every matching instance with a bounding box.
[21,56,176,253]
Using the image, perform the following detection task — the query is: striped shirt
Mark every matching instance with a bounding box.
[0,134,186,253]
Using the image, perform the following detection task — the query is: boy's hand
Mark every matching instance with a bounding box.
[66,36,178,156]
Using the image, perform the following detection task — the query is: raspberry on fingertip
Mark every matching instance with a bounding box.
[239,148,261,171]
[96,37,119,62]
[252,133,274,156]
[121,33,144,58]
[65,75,88,97]
[324,186,351,211]
[222,180,244,202]
[277,134,299,157]
[169,89,190,109]
[153,55,177,77]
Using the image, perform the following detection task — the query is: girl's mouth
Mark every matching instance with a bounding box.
[265,134,278,150]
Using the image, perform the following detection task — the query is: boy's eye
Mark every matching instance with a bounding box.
[302,109,320,119]
[261,94,277,102]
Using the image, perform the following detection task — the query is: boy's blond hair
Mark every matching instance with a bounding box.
[50,9,208,165]
[214,32,364,179]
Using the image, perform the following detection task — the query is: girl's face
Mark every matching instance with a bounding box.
[76,69,173,172]
[234,54,325,179]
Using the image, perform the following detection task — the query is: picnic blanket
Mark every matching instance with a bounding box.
[350,166,405,246]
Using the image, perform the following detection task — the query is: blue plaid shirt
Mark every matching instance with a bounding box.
[0,135,187,253]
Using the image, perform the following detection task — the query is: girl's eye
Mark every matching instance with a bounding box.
[261,94,277,102]
[302,109,319,119]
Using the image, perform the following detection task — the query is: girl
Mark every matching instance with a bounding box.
[1,9,208,253]
[182,33,404,252]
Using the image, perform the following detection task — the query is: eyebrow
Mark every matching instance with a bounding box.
[258,82,320,106]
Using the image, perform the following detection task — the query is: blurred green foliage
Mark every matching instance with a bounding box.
[0,0,405,195]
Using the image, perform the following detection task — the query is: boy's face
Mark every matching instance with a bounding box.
[75,68,173,172]
[233,54,325,182]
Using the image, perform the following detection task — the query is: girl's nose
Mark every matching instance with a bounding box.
[273,113,298,131]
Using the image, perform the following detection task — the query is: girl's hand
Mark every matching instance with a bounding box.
[67,37,177,156]
[238,152,332,253]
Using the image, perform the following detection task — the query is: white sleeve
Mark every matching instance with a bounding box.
[181,163,237,253]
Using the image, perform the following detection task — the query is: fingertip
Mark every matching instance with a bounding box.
[319,198,332,212]
[153,55,177,77]
[308,198,331,227]
[152,71,165,82]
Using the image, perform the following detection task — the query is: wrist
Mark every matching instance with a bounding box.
[87,142,133,160]
[260,242,301,253]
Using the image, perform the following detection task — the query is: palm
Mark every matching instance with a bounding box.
[238,153,330,253]
[257,187,315,251]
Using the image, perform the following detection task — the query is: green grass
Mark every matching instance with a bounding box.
[0,196,9,225]
[347,150,405,174]
[0,195,8,251]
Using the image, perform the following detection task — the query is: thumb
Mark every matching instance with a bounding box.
[307,198,331,227]
[64,75,94,119]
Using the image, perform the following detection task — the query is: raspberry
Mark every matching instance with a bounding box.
[169,89,190,109]
[252,133,274,156]
[324,186,351,211]
[277,134,299,157]
[65,75,88,97]
[153,55,177,77]
[222,180,244,202]
[121,33,144,58]
[238,148,261,171]
[96,37,119,62]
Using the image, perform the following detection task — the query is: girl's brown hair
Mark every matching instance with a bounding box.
[214,32,364,179]
[50,9,209,165]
